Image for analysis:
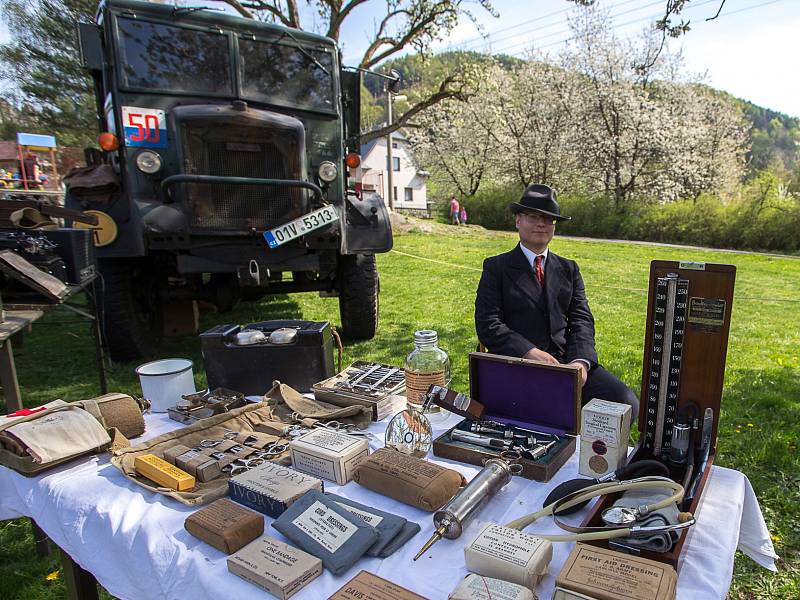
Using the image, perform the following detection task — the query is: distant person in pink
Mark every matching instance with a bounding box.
[459,206,467,225]
[449,196,460,225]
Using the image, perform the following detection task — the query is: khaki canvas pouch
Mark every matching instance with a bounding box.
[0,399,119,476]
[352,448,466,511]
[111,402,291,506]
[264,381,372,430]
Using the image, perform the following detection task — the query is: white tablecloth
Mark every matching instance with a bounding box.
[0,412,778,600]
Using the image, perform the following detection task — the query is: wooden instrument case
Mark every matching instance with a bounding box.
[581,260,736,569]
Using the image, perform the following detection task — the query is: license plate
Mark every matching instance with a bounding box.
[263,205,339,249]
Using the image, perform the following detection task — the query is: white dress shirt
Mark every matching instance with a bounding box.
[518,243,548,272]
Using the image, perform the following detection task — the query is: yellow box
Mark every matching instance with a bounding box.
[135,454,195,491]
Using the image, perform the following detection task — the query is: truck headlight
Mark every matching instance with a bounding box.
[136,150,162,175]
[318,161,338,183]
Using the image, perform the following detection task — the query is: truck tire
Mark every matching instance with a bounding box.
[98,258,163,361]
[337,254,379,340]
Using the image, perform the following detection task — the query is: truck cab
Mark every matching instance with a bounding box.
[74,0,392,360]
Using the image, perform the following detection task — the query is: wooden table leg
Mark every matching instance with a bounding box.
[0,338,22,413]
[61,548,100,600]
[31,519,51,557]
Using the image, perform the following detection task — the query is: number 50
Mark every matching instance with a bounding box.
[128,112,160,142]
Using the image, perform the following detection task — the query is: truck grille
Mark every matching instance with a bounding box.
[180,122,305,231]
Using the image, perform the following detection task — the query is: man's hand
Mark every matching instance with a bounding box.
[523,347,560,365]
[569,360,589,386]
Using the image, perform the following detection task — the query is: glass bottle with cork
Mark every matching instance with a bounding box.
[404,329,450,413]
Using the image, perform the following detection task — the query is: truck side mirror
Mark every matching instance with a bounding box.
[77,23,104,71]
[341,69,362,154]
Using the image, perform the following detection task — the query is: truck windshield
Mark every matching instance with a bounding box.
[239,37,335,112]
[116,16,233,95]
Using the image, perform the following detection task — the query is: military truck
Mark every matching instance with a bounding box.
[74,0,392,360]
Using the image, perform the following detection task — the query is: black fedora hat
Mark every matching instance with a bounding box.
[508,184,571,221]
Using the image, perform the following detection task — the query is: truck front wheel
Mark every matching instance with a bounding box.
[98,258,163,361]
[337,254,379,341]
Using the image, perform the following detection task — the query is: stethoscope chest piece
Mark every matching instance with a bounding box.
[601,506,639,526]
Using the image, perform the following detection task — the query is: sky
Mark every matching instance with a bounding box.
[336,0,800,118]
[1,0,798,117]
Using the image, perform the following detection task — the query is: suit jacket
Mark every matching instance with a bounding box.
[475,244,598,366]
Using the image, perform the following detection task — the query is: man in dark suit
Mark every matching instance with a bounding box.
[475,184,639,419]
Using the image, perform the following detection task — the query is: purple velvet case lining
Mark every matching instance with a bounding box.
[470,353,579,435]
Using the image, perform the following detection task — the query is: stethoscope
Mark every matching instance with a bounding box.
[504,476,696,542]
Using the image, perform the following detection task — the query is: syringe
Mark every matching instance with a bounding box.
[413,455,521,560]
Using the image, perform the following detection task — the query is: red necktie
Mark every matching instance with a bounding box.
[534,255,545,287]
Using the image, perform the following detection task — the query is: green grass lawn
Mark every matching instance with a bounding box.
[1,227,798,598]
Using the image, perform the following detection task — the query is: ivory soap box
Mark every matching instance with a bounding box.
[579,398,631,478]
[289,428,369,485]
[227,534,322,600]
[554,543,677,600]
[229,462,323,518]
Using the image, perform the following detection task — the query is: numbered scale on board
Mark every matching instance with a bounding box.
[643,274,689,459]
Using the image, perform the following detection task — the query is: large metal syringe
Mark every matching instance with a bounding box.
[413,455,521,560]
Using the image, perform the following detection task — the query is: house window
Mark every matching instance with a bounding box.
[404,187,413,203]
[393,186,398,203]
[392,156,400,171]
[392,142,398,149]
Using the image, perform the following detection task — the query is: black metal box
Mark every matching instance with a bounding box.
[200,320,335,395]
[0,228,95,285]
[38,228,96,285]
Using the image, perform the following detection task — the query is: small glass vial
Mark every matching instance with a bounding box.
[404,330,450,410]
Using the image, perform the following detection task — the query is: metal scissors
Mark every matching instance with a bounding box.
[224,456,267,476]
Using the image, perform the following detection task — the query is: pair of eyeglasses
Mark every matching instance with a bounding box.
[518,212,557,225]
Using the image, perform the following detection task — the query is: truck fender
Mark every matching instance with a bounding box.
[340,190,393,255]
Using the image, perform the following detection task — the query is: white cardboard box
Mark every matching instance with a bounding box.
[288,428,369,485]
[579,398,631,478]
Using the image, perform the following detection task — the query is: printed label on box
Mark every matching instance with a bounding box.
[334,501,384,527]
[583,413,622,446]
[468,524,546,568]
[298,429,362,453]
[292,451,338,481]
[292,500,359,553]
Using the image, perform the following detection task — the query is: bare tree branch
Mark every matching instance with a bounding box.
[234,0,298,27]
[361,74,471,143]
[326,0,371,39]
[215,0,255,20]
[705,0,727,22]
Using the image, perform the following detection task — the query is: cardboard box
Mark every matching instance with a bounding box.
[134,454,194,491]
[579,398,631,478]
[289,428,369,485]
[432,353,581,482]
[227,534,322,600]
[464,523,552,590]
[555,543,676,600]
[449,574,534,600]
[327,570,428,600]
[184,498,263,554]
[229,462,323,518]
